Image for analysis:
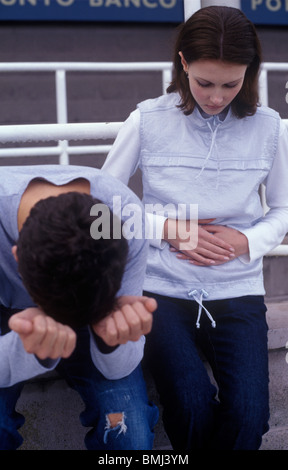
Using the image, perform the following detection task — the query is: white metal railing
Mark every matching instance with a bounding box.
[259,62,288,108]
[0,61,287,163]
[0,62,173,122]
[0,61,287,256]
[0,61,286,117]
[0,122,123,165]
[0,62,172,164]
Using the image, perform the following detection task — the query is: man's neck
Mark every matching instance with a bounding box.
[18,177,90,231]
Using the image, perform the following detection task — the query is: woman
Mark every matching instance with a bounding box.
[102,6,288,450]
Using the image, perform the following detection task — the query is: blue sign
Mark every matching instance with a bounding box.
[0,0,184,22]
[241,0,288,25]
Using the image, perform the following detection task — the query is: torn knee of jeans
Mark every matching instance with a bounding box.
[104,412,127,443]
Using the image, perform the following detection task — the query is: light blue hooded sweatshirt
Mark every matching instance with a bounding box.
[103,92,288,315]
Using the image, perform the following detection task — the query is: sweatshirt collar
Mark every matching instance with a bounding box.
[192,104,233,129]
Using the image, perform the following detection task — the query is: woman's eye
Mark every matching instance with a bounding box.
[196,81,239,89]
[197,81,211,88]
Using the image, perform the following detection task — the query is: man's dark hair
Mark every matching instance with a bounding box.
[16,192,129,330]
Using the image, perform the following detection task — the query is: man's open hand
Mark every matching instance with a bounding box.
[92,296,157,347]
[8,308,76,360]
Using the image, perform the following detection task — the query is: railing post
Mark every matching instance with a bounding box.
[201,0,241,8]
[55,69,69,165]
[183,0,201,20]
[162,67,172,94]
[259,69,269,107]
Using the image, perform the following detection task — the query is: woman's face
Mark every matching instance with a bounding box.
[179,54,247,116]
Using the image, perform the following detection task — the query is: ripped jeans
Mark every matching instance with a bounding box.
[0,326,158,450]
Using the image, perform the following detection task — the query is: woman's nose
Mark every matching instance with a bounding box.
[210,92,224,105]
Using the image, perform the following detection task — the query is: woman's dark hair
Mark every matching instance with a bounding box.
[167,6,262,118]
[16,192,129,330]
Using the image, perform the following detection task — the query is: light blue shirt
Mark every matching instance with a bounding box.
[0,165,148,386]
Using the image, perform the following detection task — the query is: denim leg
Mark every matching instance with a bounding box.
[144,293,269,451]
[56,327,158,450]
[0,306,25,450]
[198,296,269,450]
[0,382,25,450]
[144,294,219,451]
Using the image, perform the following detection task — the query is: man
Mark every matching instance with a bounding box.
[0,164,158,450]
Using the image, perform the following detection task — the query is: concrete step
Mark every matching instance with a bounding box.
[261,301,288,450]
[264,253,288,302]
[16,301,288,450]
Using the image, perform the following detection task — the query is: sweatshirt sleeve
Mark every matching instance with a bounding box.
[240,120,288,263]
[0,331,59,387]
[102,110,141,185]
[102,109,168,249]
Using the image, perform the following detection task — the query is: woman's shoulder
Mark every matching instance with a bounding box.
[254,105,281,121]
[137,92,181,113]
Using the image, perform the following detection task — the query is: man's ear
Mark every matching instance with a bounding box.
[12,245,18,262]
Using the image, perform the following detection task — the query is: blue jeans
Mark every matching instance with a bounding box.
[0,322,158,450]
[144,293,269,450]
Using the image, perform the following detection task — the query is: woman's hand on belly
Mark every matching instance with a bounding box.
[164,219,245,266]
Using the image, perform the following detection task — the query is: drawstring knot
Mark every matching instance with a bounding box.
[188,289,216,329]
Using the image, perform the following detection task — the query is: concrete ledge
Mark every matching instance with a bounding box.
[266,301,288,350]
[261,426,288,451]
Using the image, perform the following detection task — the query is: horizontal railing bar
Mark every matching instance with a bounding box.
[0,120,286,146]
[262,63,288,72]
[0,62,173,73]
[0,61,287,73]
[266,246,288,256]
[0,144,112,158]
[0,122,123,144]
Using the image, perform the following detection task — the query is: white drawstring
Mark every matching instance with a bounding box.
[195,122,220,180]
[188,289,216,329]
